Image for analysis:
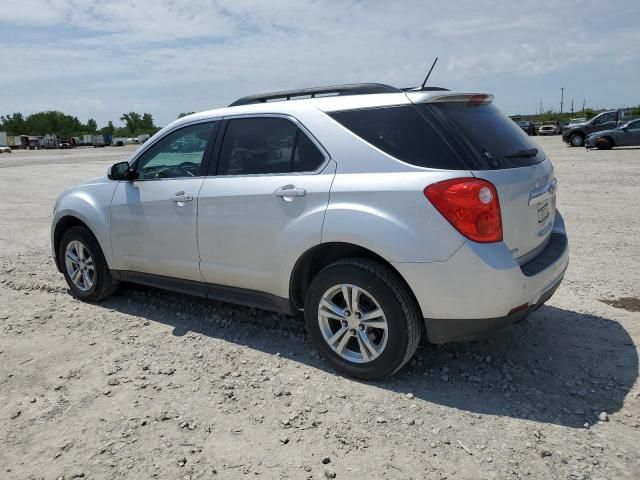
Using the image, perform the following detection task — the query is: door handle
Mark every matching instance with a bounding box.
[274,185,306,199]
[171,191,194,203]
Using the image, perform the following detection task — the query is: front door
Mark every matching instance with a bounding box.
[197,116,335,297]
[110,121,218,281]
[618,119,640,146]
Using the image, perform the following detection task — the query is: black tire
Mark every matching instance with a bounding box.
[59,226,119,301]
[569,133,585,147]
[304,258,421,380]
[595,137,613,150]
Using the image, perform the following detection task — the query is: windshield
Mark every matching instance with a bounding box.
[419,103,546,169]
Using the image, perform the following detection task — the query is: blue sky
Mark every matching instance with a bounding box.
[1,0,638,128]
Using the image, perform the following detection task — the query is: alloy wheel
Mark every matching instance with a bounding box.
[65,240,95,291]
[317,284,388,363]
[570,135,584,147]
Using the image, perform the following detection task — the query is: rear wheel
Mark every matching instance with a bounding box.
[59,226,119,301]
[595,137,613,150]
[304,258,421,380]
[569,133,585,147]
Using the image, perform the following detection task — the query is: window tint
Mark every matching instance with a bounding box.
[293,131,325,172]
[329,106,467,170]
[421,103,547,169]
[217,117,324,175]
[593,112,616,125]
[136,122,216,179]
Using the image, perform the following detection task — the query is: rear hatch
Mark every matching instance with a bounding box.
[411,94,557,263]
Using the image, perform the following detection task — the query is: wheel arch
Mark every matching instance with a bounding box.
[53,215,102,272]
[598,135,615,147]
[289,241,423,317]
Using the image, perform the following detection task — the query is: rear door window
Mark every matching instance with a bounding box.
[217,117,325,175]
[329,106,467,170]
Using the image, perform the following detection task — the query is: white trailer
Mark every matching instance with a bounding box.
[10,136,22,149]
[0,132,7,146]
[43,134,58,149]
[92,135,106,148]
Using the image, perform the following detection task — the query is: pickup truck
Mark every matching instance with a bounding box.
[562,109,624,147]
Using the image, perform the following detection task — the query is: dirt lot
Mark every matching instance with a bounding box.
[1,138,639,480]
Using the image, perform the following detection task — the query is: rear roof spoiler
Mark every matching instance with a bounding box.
[407,91,494,105]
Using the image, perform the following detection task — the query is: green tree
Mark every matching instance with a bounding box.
[100,121,115,136]
[86,118,98,133]
[119,112,142,134]
[24,111,82,136]
[139,113,156,132]
[0,112,27,135]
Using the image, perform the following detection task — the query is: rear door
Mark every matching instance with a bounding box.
[588,112,617,135]
[417,100,557,263]
[197,115,335,296]
[619,119,640,146]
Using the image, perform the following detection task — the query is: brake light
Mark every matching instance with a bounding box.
[424,178,502,243]
[466,94,490,106]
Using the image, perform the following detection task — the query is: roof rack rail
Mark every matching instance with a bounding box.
[228,83,400,107]
[401,86,450,92]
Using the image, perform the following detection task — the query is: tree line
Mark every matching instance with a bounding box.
[0,111,161,138]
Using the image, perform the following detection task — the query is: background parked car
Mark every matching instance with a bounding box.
[538,121,561,136]
[585,118,640,149]
[0,145,11,153]
[562,109,625,147]
[516,120,536,136]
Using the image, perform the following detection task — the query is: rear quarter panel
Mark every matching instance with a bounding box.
[322,172,467,263]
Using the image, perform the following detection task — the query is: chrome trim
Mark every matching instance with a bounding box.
[528,178,558,206]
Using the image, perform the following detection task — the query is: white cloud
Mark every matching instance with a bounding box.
[0,0,638,125]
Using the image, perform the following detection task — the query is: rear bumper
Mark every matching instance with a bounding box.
[392,212,569,343]
[425,270,563,343]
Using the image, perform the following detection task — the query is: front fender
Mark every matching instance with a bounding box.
[51,181,118,269]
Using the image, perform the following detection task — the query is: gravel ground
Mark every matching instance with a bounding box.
[1,138,639,480]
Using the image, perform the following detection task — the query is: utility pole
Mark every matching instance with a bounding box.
[582,99,586,113]
[571,100,574,115]
[560,87,564,114]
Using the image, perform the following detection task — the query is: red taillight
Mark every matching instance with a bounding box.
[424,178,502,243]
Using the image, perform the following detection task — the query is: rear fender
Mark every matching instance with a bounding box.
[322,172,466,263]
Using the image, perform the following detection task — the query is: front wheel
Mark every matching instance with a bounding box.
[595,137,613,150]
[59,226,119,301]
[304,259,421,380]
[569,134,585,147]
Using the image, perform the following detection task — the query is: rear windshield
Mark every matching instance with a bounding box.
[420,103,546,169]
[329,102,546,170]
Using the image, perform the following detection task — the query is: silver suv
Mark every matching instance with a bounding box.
[52,83,568,379]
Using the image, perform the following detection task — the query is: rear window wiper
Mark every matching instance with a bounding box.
[505,148,538,158]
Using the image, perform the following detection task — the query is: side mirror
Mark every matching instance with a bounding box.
[107,161,135,180]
